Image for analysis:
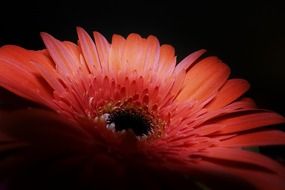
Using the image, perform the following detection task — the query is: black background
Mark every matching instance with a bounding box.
[0,0,284,159]
[0,0,284,114]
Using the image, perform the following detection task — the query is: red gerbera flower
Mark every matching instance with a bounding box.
[0,27,285,190]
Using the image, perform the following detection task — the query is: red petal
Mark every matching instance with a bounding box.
[221,130,285,147]
[156,44,176,77]
[109,34,126,75]
[216,112,285,134]
[207,79,250,110]
[196,147,285,175]
[177,56,230,101]
[122,33,145,73]
[192,124,225,136]
[142,35,160,75]
[0,46,54,106]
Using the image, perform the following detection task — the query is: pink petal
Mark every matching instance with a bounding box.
[93,31,111,73]
[41,32,79,76]
[76,27,102,73]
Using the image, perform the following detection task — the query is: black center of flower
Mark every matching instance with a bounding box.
[107,108,152,136]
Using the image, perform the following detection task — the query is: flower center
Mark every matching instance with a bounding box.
[93,100,165,140]
[105,108,153,137]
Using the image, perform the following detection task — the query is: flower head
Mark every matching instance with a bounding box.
[0,27,285,189]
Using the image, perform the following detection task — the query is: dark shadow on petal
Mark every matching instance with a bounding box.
[0,108,101,189]
[0,88,44,110]
[0,100,263,190]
